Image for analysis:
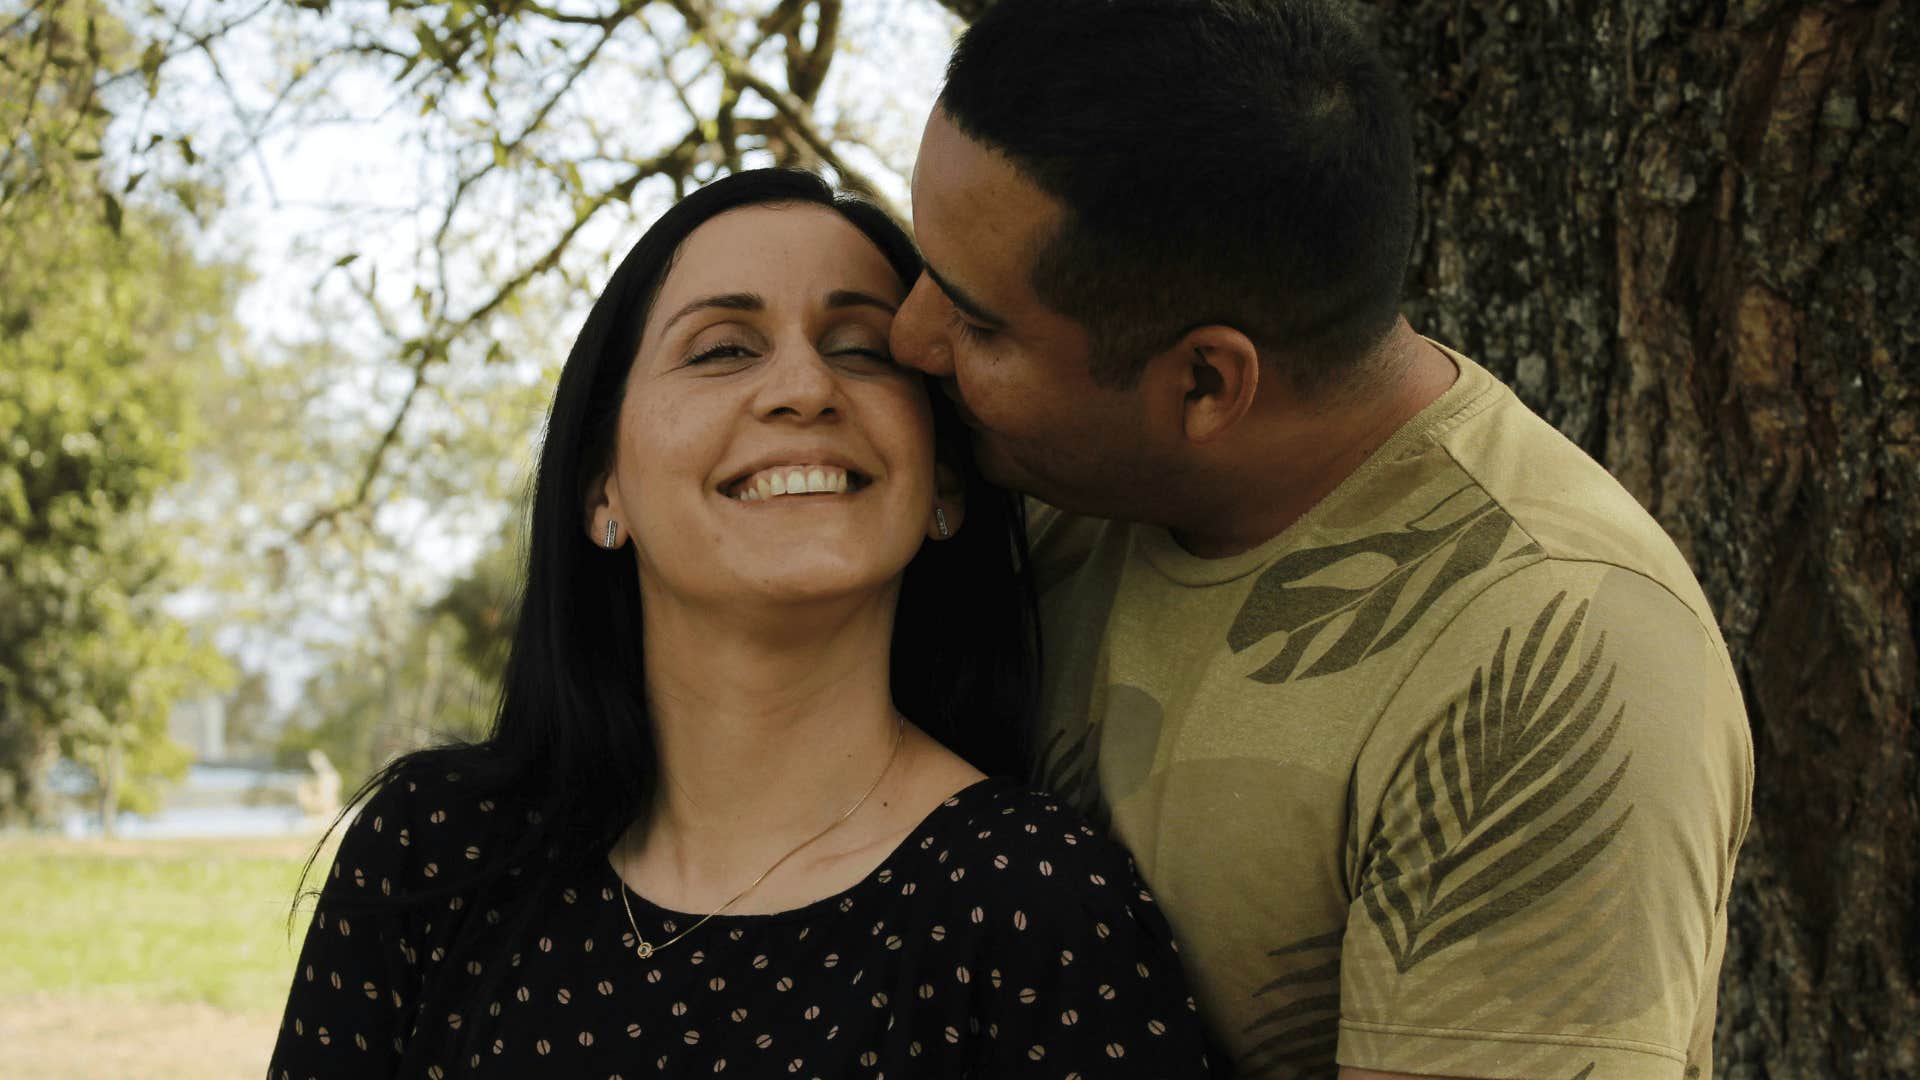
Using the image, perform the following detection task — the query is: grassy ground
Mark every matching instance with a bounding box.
[0,833,334,1080]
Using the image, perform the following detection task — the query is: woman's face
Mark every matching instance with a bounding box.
[596,203,940,613]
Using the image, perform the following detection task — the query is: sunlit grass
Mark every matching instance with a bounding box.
[0,833,334,1015]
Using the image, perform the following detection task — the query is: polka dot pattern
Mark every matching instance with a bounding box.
[268,771,1220,1077]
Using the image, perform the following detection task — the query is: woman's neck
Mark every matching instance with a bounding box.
[626,588,909,908]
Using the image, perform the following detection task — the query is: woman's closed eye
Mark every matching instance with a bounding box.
[828,344,896,364]
[686,341,757,365]
[820,326,900,369]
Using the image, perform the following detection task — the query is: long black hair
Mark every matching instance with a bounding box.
[294,167,1037,979]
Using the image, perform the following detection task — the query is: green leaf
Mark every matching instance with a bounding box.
[139,42,165,94]
[333,253,360,268]
[101,193,123,235]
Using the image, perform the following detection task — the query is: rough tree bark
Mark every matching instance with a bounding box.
[933,0,1919,1074]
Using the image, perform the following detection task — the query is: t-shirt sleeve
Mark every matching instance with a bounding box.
[267,775,428,1079]
[1337,562,1752,1079]
[973,821,1224,1078]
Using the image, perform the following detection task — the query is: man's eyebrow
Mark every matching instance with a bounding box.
[825,289,898,316]
[924,266,1007,327]
[661,292,762,333]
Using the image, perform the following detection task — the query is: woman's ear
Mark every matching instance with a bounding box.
[584,469,626,549]
[927,462,966,541]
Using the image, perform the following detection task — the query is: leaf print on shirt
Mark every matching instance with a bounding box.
[1227,483,1524,683]
[1036,721,1105,827]
[1361,593,1633,973]
[1037,685,1165,833]
[1238,929,1341,1078]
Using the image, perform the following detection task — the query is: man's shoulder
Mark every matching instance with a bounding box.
[1432,348,1717,626]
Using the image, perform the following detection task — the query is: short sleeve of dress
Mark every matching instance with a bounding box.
[973,813,1221,1078]
[267,774,428,1079]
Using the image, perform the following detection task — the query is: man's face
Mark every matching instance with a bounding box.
[890,108,1170,516]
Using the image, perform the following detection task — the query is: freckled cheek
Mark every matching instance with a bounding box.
[618,408,725,520]
[872,391,938,494]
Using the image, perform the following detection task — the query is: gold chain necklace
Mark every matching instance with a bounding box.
[617,717,906,960]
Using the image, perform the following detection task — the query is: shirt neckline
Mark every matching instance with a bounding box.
[1135,340,1501,588]
[600,775,1012,929]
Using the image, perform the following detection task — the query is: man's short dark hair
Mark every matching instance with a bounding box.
[941,0,1415,392]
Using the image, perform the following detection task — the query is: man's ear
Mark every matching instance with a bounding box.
[927,461,966,540]
[584,468,626,549]
[1150,325,1260,446]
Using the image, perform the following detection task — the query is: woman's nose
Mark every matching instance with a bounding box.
[890,273,955,379]
[755,344,841,420]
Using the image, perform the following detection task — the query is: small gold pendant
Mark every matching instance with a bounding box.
[635,941,654,959]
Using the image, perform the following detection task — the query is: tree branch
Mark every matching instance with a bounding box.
[430,19,619,257]
[665,0,901,219]
[291,133,705,540]
[785,0,836,104]
[94,0,277,91]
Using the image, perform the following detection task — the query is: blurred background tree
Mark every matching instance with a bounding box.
[0,0,1913,1074]
[0,0,237,827]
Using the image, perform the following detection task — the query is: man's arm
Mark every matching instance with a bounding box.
[1333,563,1751,1079]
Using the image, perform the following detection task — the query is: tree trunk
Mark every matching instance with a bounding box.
[1361,2,1918,1073]
[99,739,119,839]
[934,0,1919,1073]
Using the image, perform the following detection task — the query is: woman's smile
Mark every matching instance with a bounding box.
[722,462,874,502]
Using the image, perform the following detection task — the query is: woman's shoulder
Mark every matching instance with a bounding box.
[320,750,517,899]
[920,779,1156,910]
[902,780,1198,1022]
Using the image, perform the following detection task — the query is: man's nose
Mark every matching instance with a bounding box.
[890,273,955,379]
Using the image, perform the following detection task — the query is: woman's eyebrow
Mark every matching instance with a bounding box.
[661,292,762,333]
[824,289,898,316]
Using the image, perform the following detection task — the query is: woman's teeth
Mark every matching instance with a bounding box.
[733,465,853,501]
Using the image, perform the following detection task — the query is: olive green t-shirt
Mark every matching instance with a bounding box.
[1030,346,1752,1079]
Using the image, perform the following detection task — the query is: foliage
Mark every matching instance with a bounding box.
[0,0,238,822]
[236,0,950,537]
[274,522,520,791]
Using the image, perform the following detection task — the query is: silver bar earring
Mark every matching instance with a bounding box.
[604,520,618,548]
[934,508,950,539]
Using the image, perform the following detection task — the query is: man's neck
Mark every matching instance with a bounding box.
[1171,322,1459,559]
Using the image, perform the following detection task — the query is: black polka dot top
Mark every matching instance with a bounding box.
[268,767,1221,1078]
